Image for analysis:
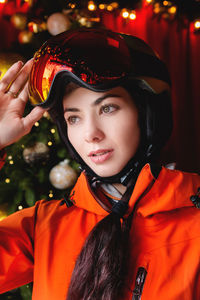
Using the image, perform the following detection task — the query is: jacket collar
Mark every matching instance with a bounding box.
[70,163,155,216]
[70,163,200,221]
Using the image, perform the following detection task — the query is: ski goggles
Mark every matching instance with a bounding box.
[28,28,170,108]
[28,28,133,107]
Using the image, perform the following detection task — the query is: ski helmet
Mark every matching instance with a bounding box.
[28,27,172,184]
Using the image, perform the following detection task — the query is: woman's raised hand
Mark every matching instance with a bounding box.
[0,59,45,149]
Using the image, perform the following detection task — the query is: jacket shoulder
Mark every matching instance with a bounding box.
[161,167,200,193]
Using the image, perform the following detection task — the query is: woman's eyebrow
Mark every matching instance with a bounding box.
[64,107,80,112]
[93,94,120,106]
[64,94,120,113]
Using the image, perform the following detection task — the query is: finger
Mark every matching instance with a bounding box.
[8,59,33,95]
[0,61,24,92]
[22,106,45,134]
[18,82,29,103]
[14,83,29,115]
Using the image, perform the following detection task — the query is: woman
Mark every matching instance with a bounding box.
[0,28,200,300]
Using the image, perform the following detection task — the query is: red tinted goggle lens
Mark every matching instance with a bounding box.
[28,28,131,106]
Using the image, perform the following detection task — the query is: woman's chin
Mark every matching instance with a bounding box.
[90,165,124,178]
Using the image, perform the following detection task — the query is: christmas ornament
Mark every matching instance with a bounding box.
[28,20,47,33]
[0,52,25,79]
[47,13,71,36]
[10,13,27,30]
[23,142,50,164]
[49,159,77,189]
[18,30,33,44]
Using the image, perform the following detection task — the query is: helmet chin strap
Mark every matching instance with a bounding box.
[83,154,146,186]
[84,141,155,186]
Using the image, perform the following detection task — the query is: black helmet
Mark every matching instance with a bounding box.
[28,27,172,184]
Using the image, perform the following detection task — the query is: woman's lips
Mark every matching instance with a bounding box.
[88,149,114,164]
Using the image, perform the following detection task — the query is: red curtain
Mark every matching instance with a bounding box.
[101,3,200,173]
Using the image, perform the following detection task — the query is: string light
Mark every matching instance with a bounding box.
[35,121,39,127]
[8,155,12,160]
[70,3,76,9]
[168,6,177,14]
[111,2,119,9]
[88,1,96,11]
[0,0,6,3]
[9,160,14,165]
[154,3,161,14]
[163,0,169,6]
[99,3,105,9]
[51,128,56,134]
[194,20,200,29]
[48,141,53,146]
[129,10,136,20]
[146,0,152,3]
[121,8,129,18]
[43,111,49,118]
[68,2,76,9]
[49,190,54,198]
[18,205,23,210]
[5,178,10,183]
[107,4,114,11]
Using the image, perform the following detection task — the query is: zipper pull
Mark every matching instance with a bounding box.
[132,267,147,300]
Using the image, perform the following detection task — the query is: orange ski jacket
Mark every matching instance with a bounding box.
[0,164,200,299]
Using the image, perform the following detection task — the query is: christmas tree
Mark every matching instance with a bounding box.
[0,104,80,300]
[0,105,80,216]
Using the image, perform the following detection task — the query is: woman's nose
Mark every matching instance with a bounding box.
[84,120,105,143]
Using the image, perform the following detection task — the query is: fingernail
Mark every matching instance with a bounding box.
[17,60,24,66]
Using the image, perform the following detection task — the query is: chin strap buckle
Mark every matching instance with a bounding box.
[190,187,200,209]
[120,162,139,186]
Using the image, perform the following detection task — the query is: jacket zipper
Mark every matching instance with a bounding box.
[132,267,147,300]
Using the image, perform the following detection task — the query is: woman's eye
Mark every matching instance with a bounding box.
[101,104,118,114]
[67,116,79,125]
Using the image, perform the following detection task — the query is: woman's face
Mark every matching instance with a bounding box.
[63,86,140,177]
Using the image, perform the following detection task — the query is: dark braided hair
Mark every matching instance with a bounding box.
[66,178,136,300]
